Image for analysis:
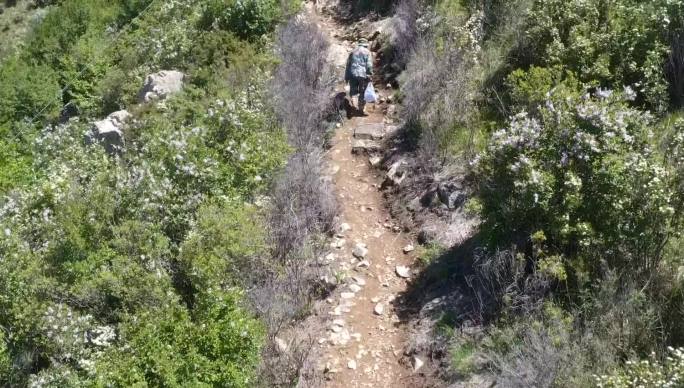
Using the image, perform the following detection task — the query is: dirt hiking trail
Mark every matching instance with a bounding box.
[306,5,419,387]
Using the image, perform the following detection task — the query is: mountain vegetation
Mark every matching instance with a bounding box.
[0,0,310,386]
[2,0,684,386]
[394,0,684,385]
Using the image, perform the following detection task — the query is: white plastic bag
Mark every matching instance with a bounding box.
[364,82,377,103]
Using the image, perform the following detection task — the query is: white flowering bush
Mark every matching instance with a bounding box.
[475,87,683,281]
[0,0,292,386]
[595,348,684,388]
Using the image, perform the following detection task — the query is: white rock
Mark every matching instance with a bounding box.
[369,156,382,167]
[337,223,352,235]
[331,238,346,249]
[403,244,415,253]
[352,276,366,286]
[385,159,407,186]
[108,110,132,125]
[333,319,346,326]
[349,284,362,293]
[352,243,368,259]
[326,164,341,176]
[371,297,381,303]
[87,110,132,154]
[395,265,411,278]
[347,359,357,370]
[138,70,185,103]
[341,292,355,299]
[275,337,288,353]
[323,253,336,263]
[413,356,424,371]
[330,328,351,346]
[374,303,385,315]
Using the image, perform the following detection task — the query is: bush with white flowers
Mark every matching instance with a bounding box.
[475,86,684,281]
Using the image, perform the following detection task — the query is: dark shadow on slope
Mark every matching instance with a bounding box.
[393,234,483,325]
[328,0,398,24]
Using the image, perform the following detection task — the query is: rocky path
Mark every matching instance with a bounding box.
[309,5,418,387]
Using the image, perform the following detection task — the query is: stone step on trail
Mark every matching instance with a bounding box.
[354,122,385,140]
[352,139,382,154]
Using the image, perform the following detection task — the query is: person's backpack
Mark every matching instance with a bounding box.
[364,83,377,103]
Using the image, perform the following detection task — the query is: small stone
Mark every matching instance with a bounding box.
[347,360,357,370]
[352,276,366,286]
[403,244,415,253]
[369,156,382,167]
[413,356,424,372]
[396,265,411,278]
[275,337,288,353]
[356,260,370,269]
[333,319,345,326]
[341,292,355,299]
[331,238,346,249]
[326,164,341,175]
[318,338,327,344]
[337,223,352,235]
[349,284,362,293]
[352,243,368,259]
[351,333,362,341]
[371,297,381,303]
[374,303,385,315]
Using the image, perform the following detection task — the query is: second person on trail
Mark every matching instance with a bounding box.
[345,38,373,116]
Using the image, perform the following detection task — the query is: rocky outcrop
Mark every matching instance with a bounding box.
[86,110,131,154]
[138,70,185,103]
[383,159,407,187]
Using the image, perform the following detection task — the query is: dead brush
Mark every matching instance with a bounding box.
[271,17,336,149]
[257,16,339,386]
[390,0,420,70]
[400,35,479,169]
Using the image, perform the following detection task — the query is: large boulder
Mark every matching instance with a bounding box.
[86,110,131,154]
[138,70,185,103]
[437,182,466,209]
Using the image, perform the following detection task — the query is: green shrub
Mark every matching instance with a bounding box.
[516,0,683,112]
[504,65,582,114]
[0,57,61,124]
[200,0,282,41]
[475,87,683,284]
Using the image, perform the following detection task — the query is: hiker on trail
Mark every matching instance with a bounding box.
[345,38,373,116]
